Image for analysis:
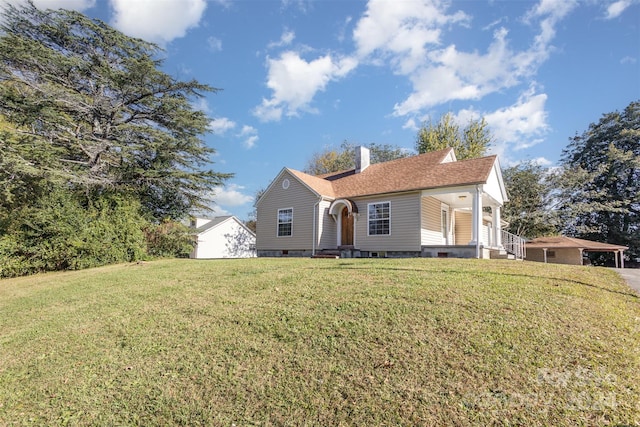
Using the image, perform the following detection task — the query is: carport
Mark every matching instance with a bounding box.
[525,236,628,268]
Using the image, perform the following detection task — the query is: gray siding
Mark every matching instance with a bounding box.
[421,197,442,245]
[256,171,320,252]
[354,192,421,252]
[317,200,337,249]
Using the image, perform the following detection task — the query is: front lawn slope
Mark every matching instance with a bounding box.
[1,258,638,426]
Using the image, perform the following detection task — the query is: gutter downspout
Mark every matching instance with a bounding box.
[312,196,322,256]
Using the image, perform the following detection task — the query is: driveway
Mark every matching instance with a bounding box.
[614,268,640,295]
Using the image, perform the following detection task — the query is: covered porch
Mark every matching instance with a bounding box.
[419,183,523,259]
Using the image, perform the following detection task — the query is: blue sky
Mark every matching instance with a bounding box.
[8,0,640,220]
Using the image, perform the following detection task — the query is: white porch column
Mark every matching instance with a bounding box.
[470,186,483,258]
[620,250,624,269]
[543,248,548,263]
[492,206,502,249]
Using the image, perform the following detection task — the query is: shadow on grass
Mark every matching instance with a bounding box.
[308,263,639,300]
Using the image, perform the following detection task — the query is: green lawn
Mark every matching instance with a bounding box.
[1,258,638,426]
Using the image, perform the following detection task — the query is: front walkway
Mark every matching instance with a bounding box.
[614,268,640,295]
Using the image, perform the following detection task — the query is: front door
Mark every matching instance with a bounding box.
[341,207,354,246]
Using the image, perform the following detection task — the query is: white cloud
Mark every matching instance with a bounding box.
[109,0,207,45]
[605,0,634,19]
[210,117,236,135]
[213,184,253,207]
[253,51,357,121]
[237,125,259,148]
[620,55,637,64]
[393,27,522,115]
[353,0,469,74]
[483,87,549,155]
[347,0,578,118]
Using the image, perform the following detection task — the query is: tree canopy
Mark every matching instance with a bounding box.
[552,100,639,263]
[501,161,558,239]
[415,113,491,160]
[0,2,230,276]
[0,2,231,220]
[304,140,410,175]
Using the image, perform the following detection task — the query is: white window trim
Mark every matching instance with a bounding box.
[277,207,293,237]
[367,201,391,236]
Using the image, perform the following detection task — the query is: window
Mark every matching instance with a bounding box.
[368,202,390,235]
[277,208,293,237]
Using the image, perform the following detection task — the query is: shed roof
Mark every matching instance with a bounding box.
[525,236,628,251]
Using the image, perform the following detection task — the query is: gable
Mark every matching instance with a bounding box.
[198,216,255,238]
[257,168,333,207]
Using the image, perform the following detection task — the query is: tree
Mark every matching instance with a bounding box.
[502,161,558,239]
[304,140,410,175]
[415,113,491,160]
[552,101,640,264]
[0,2,231,220]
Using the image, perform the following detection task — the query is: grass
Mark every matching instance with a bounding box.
[0,258,639,426]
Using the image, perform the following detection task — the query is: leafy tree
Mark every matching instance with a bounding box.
[415,113,491,160]
[0,2,231,220]
[304,140,410,175]
[552,101,640,264]
[502,161,558,238]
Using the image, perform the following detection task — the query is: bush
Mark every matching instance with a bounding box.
[0,189,148,278]
[144,220,195,258]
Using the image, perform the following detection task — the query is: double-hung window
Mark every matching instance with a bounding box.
[277,208,293,237]
[368,202,390,235]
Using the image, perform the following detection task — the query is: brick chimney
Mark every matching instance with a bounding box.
[355,146,370,173]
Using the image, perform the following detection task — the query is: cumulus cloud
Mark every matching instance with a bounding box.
[209,117,237,135]
[253,51,357,121]
[483,87,549,155]
[214,184,254,207]
[238,125,258,149]
[353,0,469,74]
[110,0,207,45]
[327,0,576,119]
[605,0,634,19]
[389,0,577,118]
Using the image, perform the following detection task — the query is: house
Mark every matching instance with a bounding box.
[525,236,628,267]
[256,147,520,259]
[190,216,256,259]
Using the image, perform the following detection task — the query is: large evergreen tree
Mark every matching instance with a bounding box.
[553,101,640,263]
[415,113,491,160]
[0,2,231,220]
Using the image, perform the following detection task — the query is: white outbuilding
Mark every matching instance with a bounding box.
[190,216,256,259]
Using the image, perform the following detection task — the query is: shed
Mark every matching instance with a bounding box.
[191,216,256,259]
[525,236,628,267]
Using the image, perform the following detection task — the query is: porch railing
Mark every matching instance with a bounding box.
[501,230,526,260]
